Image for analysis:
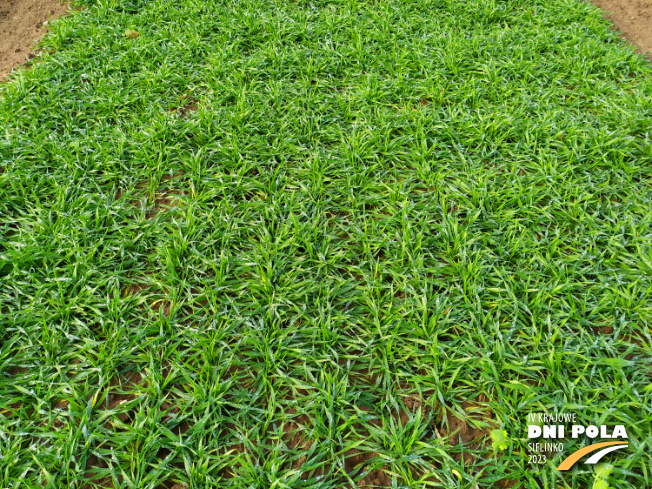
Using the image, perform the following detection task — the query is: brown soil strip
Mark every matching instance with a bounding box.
[0,0,69,81]
[589,0,652,59]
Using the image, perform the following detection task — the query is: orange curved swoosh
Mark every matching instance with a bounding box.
[557,441,628,471]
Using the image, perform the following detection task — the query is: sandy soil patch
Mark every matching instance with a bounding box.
[590,0,652,58]
[0,0,69,81]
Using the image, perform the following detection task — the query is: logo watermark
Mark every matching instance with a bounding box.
[526,412,629,470]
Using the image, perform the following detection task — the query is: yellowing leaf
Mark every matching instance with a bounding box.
[490,429,511,451]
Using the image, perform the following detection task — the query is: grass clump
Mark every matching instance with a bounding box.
[1,0,651,487]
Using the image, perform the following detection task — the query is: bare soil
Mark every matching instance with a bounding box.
[0,0,69,81]
[590,0,652,58]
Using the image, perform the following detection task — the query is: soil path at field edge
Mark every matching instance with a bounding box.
[589,0,652,59]
[0,0,69,82]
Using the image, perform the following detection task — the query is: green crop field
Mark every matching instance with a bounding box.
[1,0,651,487]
